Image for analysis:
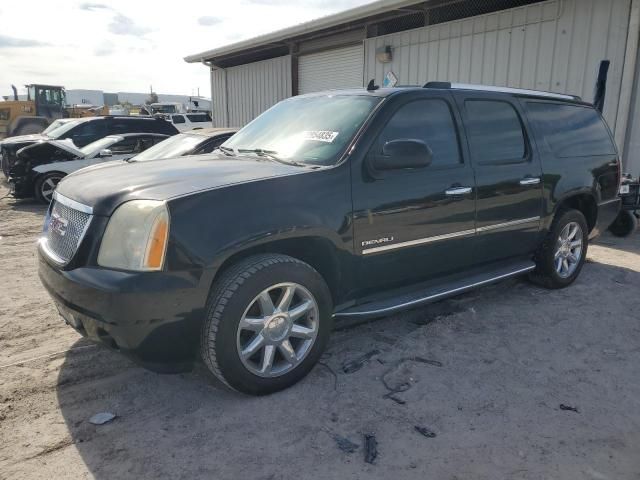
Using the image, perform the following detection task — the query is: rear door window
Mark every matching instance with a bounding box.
[525,102,616,157]
[464,100,526,165]
[172,115,185,124]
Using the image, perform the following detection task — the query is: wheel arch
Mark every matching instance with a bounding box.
[34,170,67,199]
[211,236,343,305]
[552,192,598,233]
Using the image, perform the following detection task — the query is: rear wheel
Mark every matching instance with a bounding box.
[34,172,64,204]
[201,254,333,395]
[530,209,589,289]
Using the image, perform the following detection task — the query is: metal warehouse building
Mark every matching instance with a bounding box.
[185,0,640,173]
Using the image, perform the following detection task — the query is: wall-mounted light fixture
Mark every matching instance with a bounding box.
[376,45,393,63]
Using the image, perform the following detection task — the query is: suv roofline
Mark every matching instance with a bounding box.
[297,82,585,104]
[423,81,581,101]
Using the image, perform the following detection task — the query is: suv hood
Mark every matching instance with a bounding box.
[56,153,306,216]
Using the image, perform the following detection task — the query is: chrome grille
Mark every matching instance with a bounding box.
[43,195,92,264]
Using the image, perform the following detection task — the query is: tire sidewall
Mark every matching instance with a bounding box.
[540,209,589,287]
[207,259,333,395]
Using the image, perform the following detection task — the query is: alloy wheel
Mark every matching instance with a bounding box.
[41,176,62,203]
[554,221,583,278]
[236,282,319,378]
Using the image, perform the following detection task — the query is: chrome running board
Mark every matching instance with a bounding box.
[333,260,535,319]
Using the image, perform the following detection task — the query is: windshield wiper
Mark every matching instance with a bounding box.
[237,148,306,167]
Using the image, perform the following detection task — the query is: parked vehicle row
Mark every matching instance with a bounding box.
[1,114,234,203]
[36,83,622,395]
[0,115,178,176]
[12,133,170,203]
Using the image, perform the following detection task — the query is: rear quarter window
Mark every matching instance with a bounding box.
[525,102,616,157]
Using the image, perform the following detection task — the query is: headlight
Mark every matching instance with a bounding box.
[98,200,169,271]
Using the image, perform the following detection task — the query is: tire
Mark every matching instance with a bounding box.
[529,209,589,289]
[608,210,638,237]
[201,254,333,395]
[34,172,65,204]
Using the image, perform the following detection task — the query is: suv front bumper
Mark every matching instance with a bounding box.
[38,246,212,372]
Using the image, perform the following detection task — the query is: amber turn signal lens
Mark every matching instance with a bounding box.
[144,216,169,269]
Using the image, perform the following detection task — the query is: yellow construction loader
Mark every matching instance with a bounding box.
[0,84,66,139]
[0,84,109,140]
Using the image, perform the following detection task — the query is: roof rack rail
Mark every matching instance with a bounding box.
[423,82,581,101]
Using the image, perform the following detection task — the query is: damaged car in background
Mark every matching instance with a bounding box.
[1,115,178,177]
[9,133,169,203]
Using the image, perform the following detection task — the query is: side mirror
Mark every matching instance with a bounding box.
[99,149,113,158]
[373,139,432,170]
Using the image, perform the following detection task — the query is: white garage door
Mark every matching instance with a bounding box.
[298,44,364,94]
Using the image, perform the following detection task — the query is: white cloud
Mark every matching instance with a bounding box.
[0,0,371,99]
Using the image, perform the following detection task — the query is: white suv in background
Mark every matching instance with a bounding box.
[164,112,213,132]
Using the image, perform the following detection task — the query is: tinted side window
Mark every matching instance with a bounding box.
[67,121,107,146]
[525,102,616,157]
[134,119,160,133]
[465,100,526,164]
[172,115,185,124]
[375,99,461,167]
[110,120,134,134]
[186,113,211,122]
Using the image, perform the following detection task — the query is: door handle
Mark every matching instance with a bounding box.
[519,177,541,186]
[445,186,472,196]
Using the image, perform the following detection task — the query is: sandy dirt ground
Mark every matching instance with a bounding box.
[0,182,639,480]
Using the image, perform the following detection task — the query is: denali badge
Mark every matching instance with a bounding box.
[50,213,69,237]
[362,236,394,247]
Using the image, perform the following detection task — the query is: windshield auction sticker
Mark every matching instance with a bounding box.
[302,131,339,143]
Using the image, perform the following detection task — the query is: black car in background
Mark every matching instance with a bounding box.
[129,128,238,161]
[0,116,178,176]
[38,84,621,395]
[9,133,170,203]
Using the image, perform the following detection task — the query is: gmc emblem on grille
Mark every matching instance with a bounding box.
[50,213,69,237]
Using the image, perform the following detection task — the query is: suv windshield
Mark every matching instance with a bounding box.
[223,94,382,166]
[80,136,122,158]
[43,119,83,139]
[129,133,200,161]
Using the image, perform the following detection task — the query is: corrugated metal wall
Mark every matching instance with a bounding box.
[298,45,364,94]
[211,55,292,127]
[364,0,631,140]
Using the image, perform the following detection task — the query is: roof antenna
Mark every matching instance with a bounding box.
[366,79,379,91]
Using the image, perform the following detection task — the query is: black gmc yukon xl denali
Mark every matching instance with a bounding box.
[38,84,621,395]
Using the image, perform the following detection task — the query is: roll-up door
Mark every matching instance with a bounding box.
[298,44,364,94]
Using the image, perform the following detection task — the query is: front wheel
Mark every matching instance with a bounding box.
[529,209,589,289]
[201,254,333,395]
[35,172,65,204]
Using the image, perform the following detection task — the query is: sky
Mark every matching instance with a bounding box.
[0,0,371,100]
